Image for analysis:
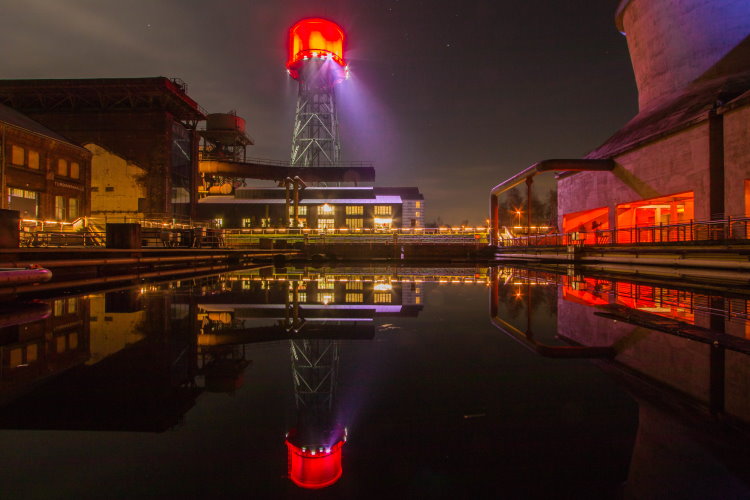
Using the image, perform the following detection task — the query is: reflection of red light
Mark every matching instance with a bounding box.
[286,440,344,489]
[287,18,346,80]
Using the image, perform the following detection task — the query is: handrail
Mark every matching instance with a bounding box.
[495,216,750,248]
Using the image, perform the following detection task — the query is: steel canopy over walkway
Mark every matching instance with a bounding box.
[199,157,375,183]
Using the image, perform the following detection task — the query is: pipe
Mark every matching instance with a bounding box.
[199,160,375,183]
[489,159,615,245]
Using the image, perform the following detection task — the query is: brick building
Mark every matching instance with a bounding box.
[0,103,90,222]
[0,78,205,219]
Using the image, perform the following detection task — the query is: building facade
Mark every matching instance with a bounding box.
[0,104,90,222]
[0,78,205,220]
[197,186,425,230]
[556,0,750,237]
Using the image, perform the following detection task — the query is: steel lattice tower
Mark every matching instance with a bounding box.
[286,18,349,167]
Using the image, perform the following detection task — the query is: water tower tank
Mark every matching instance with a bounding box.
[206,113,246,134]
[287,18,347,81]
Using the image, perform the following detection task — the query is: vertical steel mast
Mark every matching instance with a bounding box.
[286,18,349,167]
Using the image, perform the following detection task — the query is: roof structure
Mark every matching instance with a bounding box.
[0,102,86,150]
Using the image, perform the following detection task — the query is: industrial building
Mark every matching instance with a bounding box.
[0,77,206,220]
[491,0,750,245]
[197,186,424,229]
[0,103,91,223]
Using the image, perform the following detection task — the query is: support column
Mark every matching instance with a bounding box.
[526,177,533,236]
[708,108,725,220]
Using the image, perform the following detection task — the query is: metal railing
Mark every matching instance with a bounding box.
[497,217,750,247]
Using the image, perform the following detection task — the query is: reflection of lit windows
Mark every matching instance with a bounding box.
[242,218,253,228]
[242,280,253,290]
[374,217,393,229]
[56,336,66,353]
[68,333,78,350]
[214,218,223,228]
[415,211,421,218]
[9,348,22,367]
[317,292,334,304]
[415,296,421,304]
[261,218,272,227]
[317,280,335,290]
[288,218,307,227]
[298,292,307,302]
[289,205,308,216]
[27,344,38,362]
[374,292,392,304]
[346,218,363,229]
[67,298,77,314]
[318,218,335,229]
[346,205,363,215]
[346,281,363,290]
[54,300,64,316]
[318,204,335,215]
[345,293,363,303]
[374,205,391,215]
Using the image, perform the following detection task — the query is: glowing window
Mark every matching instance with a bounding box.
[317,280,335,290]
[9,348,22,367]
[297,292,307,302]
[346,281,363,290]
[374,205,391,215]
[67,298,77,313]
[214,218,223,228]
[345,205,363,215]
[317,292,334,304]
[415,201,421,208]
[28,150,40,169]
[242,218,253,227]
[55,196,66,220]
[54,299,64,316]
[415,296,421,304]
[318,218,335,229]
[26,344,38,362]
[346,218,363,229]
[318,204,335,215]
[415,211,421,218]
[289,205,308,216]
[68,199,79,220]
[345,293,363,303]
[68,333,78,350]
[70,162,80,179]
[374,292,391,304]
[11,145,24,166]
[57,159,68,177]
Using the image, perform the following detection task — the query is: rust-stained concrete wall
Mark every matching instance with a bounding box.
[619,0,750,111]
[724,104,750,217]
[558,123,711,229]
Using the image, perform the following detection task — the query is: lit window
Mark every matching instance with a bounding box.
[289,218,307,227]
[67,298,77,313]
[242,218,253,228]
[374,292,392,304]
[70,162,80,179]
[54,196,66,220]
[261,218,272,227]
[345,293,363,303]
[318,218,335,229]
[318,204,335,215]
[57,159,68,177]
[214,218,223,228]
[11,145,24,166]
[9,348,22,367]
[68,198,79,220]
[68,333,78,350]
[346,218,363,229]
[54,299,64,316]
[415,201,421,208]
[415,296,421,304]
[345,205,363,215]
[298,292,307,302]
[289,205,308,216]
[28,150,40,169]
[317,280,335,290]
[346,281,363,290]
[415,211,421,218]
[374,205,391,215]
[317,292,334,304]
[26,344,38,363]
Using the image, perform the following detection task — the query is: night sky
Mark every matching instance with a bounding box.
[0,0,637,224]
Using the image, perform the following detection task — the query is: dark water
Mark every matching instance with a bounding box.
[0,265,748,499]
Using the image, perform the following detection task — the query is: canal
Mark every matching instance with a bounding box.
[0,265,747,498]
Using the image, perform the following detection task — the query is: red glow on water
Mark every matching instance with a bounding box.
[286,439,344,489]
[287,18,346,80]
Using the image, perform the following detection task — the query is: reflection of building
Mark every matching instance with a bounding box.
[490,267,750,496]
[0,103,91,222]
[0,78,206,219]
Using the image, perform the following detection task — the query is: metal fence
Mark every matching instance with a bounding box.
[497,217,750,247]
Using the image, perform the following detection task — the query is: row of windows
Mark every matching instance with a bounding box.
[10,145,81,179]
[280,205,391,216]
[285,292,393,304]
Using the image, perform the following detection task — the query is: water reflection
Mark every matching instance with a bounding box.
[490,266,750,497]
[0,265,747,495]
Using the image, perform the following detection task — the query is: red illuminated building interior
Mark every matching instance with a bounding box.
[287,18,346,79]
[616,191,694,243]
[562,207,609,244]
[286,440,344,489]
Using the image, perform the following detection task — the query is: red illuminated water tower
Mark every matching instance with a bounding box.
[286,18,350,167]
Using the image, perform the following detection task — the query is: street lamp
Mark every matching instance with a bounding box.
[514,209,522,227]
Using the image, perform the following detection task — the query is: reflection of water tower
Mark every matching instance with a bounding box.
[286,18,350,167]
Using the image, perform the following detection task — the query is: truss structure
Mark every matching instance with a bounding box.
[290,82,340,167]
[290,338,339,411]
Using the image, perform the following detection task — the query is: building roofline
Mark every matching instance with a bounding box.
[0,103,90,155]
[615,0,632,33]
